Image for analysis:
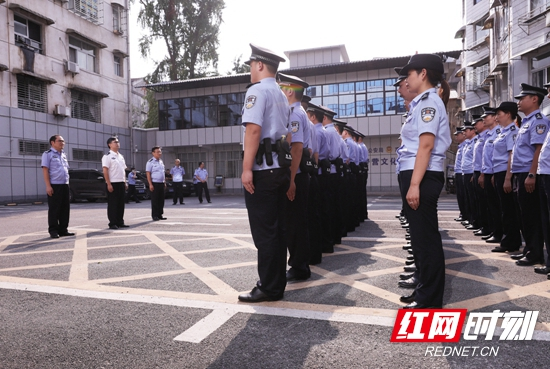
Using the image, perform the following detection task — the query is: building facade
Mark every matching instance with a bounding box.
[0,0,132,203]
[456,0,550,119]
[143,46,461,194]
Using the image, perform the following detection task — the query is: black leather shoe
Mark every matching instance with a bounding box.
[403,301,442,309]
[118,224,130,228]
[59,232,75,237]
[152,217,160,221]
[403,264,416,272]
[510,254,524,260]
[407,249,414,255]
[50,233,59,239]
[516,257,539,266]
[454,217,463,222]
[461,221,470,226]
[208,201,212,203]
[238,287,283,303]
[485,236,502,243]
[400,293,415,303]
[491,246,507,253]
[405,235,411,240]
[400,272,415,280]
[109,225,119,230]
[534,266,550,275]
[136,201,141,203]
[406,255,414,261]
[405,259,415,265]
[403,244,412,250]
[159,217,167,220]
[466,225,478,230]
[401,223,409,228]
[481,233,494,240]
[286,269,310,282]
[398,277,418,288]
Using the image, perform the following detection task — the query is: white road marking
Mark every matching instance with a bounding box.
[154,222,231,226]
[173,309,237,343]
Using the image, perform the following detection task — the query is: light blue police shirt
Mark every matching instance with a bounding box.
[315,122,329,175]
[325,124,343,174]
[146,157,165,183]
[170,166,185,182]
[473,132,486,172]
[481,125,501,174]
[492,122,517,173]
[241,77,290,171]
[345,137,358,164]
[461,138,475,174]
[397,88,450,172]
[511,109,549,173]
[538,119,550,174]
[455,141,465,174]
[288,102,308,174]
[127,171,136,185]
[41,148,70,184]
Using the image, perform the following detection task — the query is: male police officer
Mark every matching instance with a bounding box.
[102,136,128,229]
[239,44,290,302]
[41,135,74,239]
[170,159,185,205]
[146,146,166,221]
[472,115,490,237]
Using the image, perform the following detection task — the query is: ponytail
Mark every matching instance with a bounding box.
[438,80,450,108]
[416,68,450,107]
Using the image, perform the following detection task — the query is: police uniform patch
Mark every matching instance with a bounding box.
[245,95,257,109]
[510,125,516,131]
[536,124,547,135]
[420,107,436,122]
[496,128,501,134]
[536,113,543,119]
[290,121,299,133]
[513,134,517,142]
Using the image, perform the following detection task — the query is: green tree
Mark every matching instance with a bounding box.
[143,89,159,128]
[227,54,250,75]
[133,0,225,82]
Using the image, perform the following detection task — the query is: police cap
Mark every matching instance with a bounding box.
[319,105,337,118]
[454,126,465,135]
[244,43,286,67]
[307,102,324,113]
[302,95,312,103]
[332,118,347,126]
[514,83,547,100]
[495,101,518,116]
[472,114,483,122]
[463,121,475,130]
[399,54,444,76]
[393,67,408,87]
[278,73,309,89]
[480,107,496,118]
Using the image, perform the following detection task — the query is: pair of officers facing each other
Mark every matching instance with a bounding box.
[393,53,452,309]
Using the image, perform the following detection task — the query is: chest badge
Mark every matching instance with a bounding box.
[421,107,436,123]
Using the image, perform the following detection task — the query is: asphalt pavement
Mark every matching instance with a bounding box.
[0,192,549,369]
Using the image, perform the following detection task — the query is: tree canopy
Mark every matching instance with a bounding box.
[134,0,225,82]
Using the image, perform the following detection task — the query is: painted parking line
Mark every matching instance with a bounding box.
[174,309,237,343]
[154,222,232,226]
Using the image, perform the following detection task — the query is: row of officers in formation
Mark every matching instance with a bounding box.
[453,82,550,279]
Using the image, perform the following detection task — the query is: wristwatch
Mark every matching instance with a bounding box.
[528,173,535,178]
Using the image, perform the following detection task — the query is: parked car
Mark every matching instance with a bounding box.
[125,169,151,200]
[165,170,195,197]
[68,169,107,202]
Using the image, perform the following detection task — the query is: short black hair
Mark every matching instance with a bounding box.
[107,136,118,147]
[151,146,161,153]
[49,135,60,145]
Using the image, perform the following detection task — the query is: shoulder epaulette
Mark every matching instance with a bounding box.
[148,158,154,162]
[246,82,260,89]
[44,149,52,153]
[510,125,516,131]
[420,91,429,100]
[496,128,501,134]
[536,113,543,119]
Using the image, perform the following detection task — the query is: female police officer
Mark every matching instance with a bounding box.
[397,54,451,308]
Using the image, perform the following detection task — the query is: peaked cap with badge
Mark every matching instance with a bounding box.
[399,54,444,76]
[244,43,286,67]
[278,73,309,89]
[514,83,547,100]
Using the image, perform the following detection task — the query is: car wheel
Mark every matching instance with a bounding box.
[142,191,151,200]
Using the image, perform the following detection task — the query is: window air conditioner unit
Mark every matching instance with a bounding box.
[54,104,71,117]
[66,61,80,74]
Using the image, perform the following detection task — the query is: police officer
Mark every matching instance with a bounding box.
[278,72,312,282]
[238,44,290,302]
[307,102,330,264]
[126,167,141,203]
[194,162,211,204]
[170,159,186,205]
[396,54,451,309]
[511,84,548,266]
[357,132,369,221]
[41,135,74,239]
[146,146,167,221]
[454,127,467,222]
[461,122,478,230]
[491,102,522,252]
[102,137,128,229]
[536,82,550,277]
[472,115,489,237]
[480,107,503,244]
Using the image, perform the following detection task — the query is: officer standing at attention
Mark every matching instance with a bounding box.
[170,159,185,205]
[472,115,489,237]
[357,133,369,221]
[453,127,467,223]
[194,162,211,204]
[511,84,548,266]
[397,54,451,309]
[278,72,312,282]
[490,102,522,253]
[126,167,141,203]
[41,135,74,239]
[479,107,503,244]
[238,44,290,303]
[461,123,477,230]
[102,137,128,229]
[146,146,167,221]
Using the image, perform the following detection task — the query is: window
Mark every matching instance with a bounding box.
[68,0,101,24]
[69,36,97,72]
[14,14,42,53]
[474,19,489,44]
[19,140,49,156]
[215,151,242,179]
[73,149,103,162]
[530,0,547,12]
[532,53,550,87]
[114,55,122,77]
[112,3,126,35]
[71,89,101,123]
[474,0,482,5]
[17,75,47,113]
[178,152,206,180]
[466,64,490,90]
